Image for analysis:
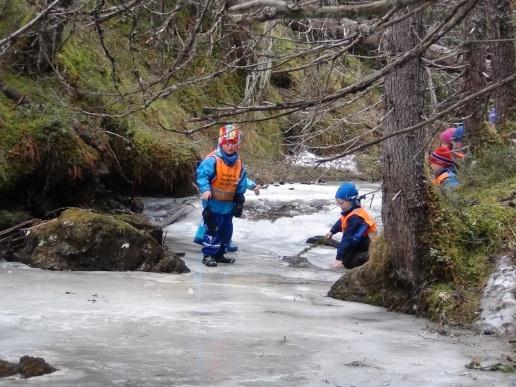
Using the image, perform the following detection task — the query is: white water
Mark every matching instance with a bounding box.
[0,182,513,386]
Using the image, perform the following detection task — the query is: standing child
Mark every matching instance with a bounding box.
[325,182,377,269]
[196,124,248,267]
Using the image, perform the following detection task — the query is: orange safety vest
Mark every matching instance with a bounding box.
[209,155,242,201]
[432,172,449,185]
[340,207,377,235]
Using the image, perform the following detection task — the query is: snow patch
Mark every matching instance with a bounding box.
[478,254,516,335]
[287,151,358,173]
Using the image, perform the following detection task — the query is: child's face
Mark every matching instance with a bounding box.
[430,162,441,173]
[336,198,353,211]
[221,141,239,154]
[452,141,464,152]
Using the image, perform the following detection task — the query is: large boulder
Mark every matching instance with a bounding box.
[15,208,189,273]
[18,356,56,379]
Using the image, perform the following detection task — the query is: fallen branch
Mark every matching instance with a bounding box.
[0,81,30,105]
[0,219,44,252]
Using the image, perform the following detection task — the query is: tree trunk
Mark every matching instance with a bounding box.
[381,9,431,292]
[463,0,487,151]
[486,0,516,123]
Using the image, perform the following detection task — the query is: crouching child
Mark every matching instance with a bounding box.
[326,182,377,269]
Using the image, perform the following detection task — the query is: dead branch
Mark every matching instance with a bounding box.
[318,72,516,162]
[229,0,437,22]
[0,219,44,253]
[0,0,62,55]
[0,81,30,105]
[195,0,476,121]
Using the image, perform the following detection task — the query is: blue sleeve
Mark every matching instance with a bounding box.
[443,172,459,188]
[236,166,248,195]
[196,157,216,194]
[330,219,342,235]
[246,177,256,191]
[336,216,368,259]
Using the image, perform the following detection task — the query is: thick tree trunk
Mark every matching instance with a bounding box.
[463,0,487,151]
[486,0,516,123]
[381,9,431,292]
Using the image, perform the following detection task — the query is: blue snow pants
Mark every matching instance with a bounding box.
[202,212,233,258]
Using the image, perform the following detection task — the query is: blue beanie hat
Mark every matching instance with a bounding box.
[335,182,358,202]
[452,125,464,141]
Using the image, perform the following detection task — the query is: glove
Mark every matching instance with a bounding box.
[233,194,245,218]
[202,207,217,233]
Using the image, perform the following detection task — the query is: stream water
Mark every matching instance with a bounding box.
[0,182,513,386]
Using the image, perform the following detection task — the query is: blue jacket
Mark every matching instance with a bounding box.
[330,204,369,259]
[196,148,248,214]
[435,167,459,188]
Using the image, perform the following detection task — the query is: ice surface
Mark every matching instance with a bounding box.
[0,183,513,386]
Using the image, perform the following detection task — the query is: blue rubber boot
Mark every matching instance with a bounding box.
[193,223,207,245]
[227,240,238,252]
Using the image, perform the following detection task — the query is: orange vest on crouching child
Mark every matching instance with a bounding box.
[208,152,242,201]
[340,207,377,235]
[432,171,450,185]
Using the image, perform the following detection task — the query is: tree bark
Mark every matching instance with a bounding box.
[486,0,515,124]
[463,0,487,151]
[381,8,431,291]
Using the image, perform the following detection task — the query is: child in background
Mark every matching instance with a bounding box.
[325,182,377,270]
[429,146,459,188]
[451,125,466,161]
[488,108,496,125]
[440,127,456,150]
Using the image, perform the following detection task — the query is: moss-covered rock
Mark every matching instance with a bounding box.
[14,208,189,273]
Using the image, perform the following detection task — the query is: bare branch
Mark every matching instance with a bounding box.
[229,0,437,22]
[197,0,476,121]
[0,0,62,55]
[319,72,516,162]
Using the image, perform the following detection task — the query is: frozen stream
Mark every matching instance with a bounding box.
[0,183,513,386]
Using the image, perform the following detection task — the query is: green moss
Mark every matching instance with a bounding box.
[0,72,83,196]
[0,208,33,230]
[424,283,481,325]
[0,1,33,37]
[60,208,136,233]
